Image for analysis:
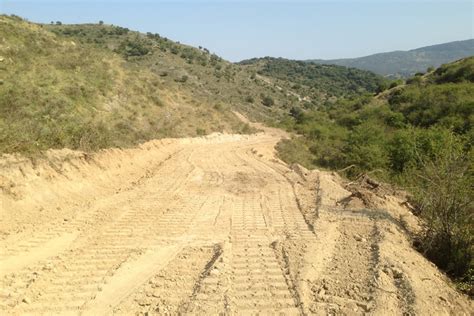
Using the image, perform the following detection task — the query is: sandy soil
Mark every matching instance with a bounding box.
[0,127,472,315]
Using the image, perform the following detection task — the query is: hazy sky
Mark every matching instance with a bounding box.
[1,0,473,61]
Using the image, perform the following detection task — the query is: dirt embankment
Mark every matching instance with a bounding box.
[0,131,471,315]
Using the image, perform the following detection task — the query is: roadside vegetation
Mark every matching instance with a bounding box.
[1,14,472,294]
[1,15,388,155]
[276,57,474,293]
[0,15,258,154]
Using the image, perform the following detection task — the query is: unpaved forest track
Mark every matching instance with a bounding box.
[0,131,472,315]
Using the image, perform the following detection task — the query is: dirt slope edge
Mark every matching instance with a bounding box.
[0,131,471,315]
[292,167,472,315]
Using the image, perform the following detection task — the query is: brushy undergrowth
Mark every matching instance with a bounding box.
[0,15,284,154]
[275,57,474,293]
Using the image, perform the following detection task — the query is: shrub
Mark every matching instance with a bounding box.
[261,96,274,107]
[170,47,179,55]
[244,95,254,103]
[410,132,472,282]
[406,76,422,85]
[289,106,304,123]
[116,39,150,57]
[389,80,403,89]
[276,138,315,169]
[343,121,389,176]
[434,57,474,83]
[376,81,389,93]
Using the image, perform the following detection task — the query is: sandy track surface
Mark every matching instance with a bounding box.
[0,130,472,315]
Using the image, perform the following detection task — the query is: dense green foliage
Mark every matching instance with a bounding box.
[277,58,474,290]
[309,39,474,78]
[240,57,386,100]
[388,83,473,133]
[432,57,474,83]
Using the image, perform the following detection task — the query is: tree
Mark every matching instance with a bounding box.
[99,20,104,25]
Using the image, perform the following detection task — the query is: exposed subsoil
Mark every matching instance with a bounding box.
[0,125,471,315]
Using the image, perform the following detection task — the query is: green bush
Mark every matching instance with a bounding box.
[261,96,274,107]
[434,57,474,83]
[245,95,254,103]
[409,131,472,281]
[388,82,474,133]
[116,38,150,57]
[343,121,389,176]
[406,76,422,85]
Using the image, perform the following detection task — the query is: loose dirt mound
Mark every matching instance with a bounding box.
[0,131,471,315]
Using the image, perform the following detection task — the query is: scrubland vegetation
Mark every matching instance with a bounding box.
[240,57,386,98]
[0,14,472,294]
[276,57,473,292]
[0,16,275,154]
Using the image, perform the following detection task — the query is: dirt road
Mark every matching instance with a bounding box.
[0,130,471,315]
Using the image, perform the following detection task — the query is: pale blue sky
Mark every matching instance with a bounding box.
[1,0,473,61]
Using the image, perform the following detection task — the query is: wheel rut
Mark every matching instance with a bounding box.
[1,132,471,315]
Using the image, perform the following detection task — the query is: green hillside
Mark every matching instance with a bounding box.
[0,15,258,153]
[0,13,472,295]
[276,57,474,290]
[0,15,389,154]
[239,57,385,101]
[309,39,474,78]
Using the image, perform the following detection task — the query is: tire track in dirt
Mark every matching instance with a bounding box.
[1,148,201,314]
[1,132,472,315]
[0,148,186,268]
[308,213,381,314]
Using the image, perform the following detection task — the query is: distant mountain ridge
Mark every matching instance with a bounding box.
[308,39,474,78]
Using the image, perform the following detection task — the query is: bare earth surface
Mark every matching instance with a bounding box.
[0,126,472,315]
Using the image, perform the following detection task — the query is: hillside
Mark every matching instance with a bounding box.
[48,23,386,109]
[0,15,390,154]
[276,57,474,292]
[309,39,474,78]
[0,14,473,314]
[239,57,385,102]
[0,15,254,153]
